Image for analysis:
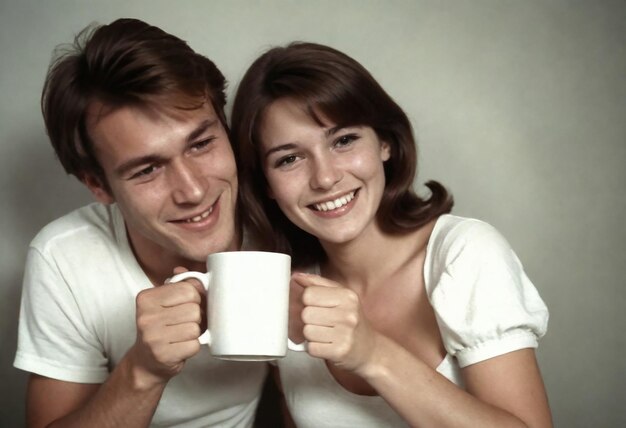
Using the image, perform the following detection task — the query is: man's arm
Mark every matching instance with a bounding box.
[26,363,163,428]
[26,280,203,428]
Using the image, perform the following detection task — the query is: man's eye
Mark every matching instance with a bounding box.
[190,137,216,152]
[130,165,158,179]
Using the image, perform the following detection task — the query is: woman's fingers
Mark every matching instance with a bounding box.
[302,305,357,327]
[302,324,334,343]
[292,272,377,370]
[302,285,359,309]
[292,272,340,288]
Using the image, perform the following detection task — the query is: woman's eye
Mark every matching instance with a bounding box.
[335,134,358,148]
[275,154,299,168]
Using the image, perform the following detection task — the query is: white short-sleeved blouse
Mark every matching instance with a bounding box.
[277,214,549,428]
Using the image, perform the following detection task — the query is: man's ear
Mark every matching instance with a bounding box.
[82,174,114,204]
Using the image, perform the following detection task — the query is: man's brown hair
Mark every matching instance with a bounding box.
[42,18,228,188]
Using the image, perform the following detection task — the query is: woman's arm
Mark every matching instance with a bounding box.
[363,336,552,428]
[293,272,552,428]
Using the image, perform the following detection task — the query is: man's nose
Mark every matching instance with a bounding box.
[170,160,204,204]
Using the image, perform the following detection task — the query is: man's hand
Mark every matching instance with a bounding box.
[26,268,209,427]
[129,267,207,390]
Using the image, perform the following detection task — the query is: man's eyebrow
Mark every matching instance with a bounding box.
[114,154,165,178]
[187,119,219,143]
[114,119,219,177]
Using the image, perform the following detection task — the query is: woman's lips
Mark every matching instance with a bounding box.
[310,190,357,212]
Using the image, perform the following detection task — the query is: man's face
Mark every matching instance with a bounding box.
[86,102,239,273]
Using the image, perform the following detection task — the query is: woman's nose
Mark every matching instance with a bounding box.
[309,157,342,191]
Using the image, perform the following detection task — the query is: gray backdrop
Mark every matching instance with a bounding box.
[1,1,624,426]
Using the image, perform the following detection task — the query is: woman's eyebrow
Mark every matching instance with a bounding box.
[264,143,297,159]
[263,125,362,159]
[325,125,343,136]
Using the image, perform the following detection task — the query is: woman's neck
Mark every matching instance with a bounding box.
[320,219,437,293]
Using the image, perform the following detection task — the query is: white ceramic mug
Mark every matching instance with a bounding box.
[167,251,305,361]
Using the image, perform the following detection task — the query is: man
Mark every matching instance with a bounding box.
[14,18,267,427]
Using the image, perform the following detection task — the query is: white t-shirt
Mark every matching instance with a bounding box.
[277,214,549,427]
[14,203,267,428]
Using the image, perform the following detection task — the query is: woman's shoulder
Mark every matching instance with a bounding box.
[427,214,510,262]
[423,214,526,297]
[424,215,549,366]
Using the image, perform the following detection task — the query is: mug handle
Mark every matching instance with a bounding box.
[288,339,307,352]
[166,271,212,345]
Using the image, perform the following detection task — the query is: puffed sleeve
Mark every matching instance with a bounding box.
[424,217,549,368]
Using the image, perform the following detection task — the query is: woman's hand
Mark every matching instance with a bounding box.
[290,272,380,374]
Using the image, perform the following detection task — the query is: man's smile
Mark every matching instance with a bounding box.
[177,206,214,223]
[169,197,221,228]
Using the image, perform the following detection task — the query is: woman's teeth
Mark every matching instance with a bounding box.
[314,191,355,212]
[185,207,213,223]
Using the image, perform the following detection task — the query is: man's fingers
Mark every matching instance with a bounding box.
[157,339,202,362]
[172,266,188,275]
[137,283,202,311]
[163,302,203,326]
[184,278,207,296]
[163,282,203,306]
[166,268,207,296]
[165,323,203,344]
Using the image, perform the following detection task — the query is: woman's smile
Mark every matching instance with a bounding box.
[310,189,358,212]
[260,98,390,245]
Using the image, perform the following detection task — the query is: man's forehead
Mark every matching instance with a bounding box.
[86,100,218,138]
[88,97,214,121]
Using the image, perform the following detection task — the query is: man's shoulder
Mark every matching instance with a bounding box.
[31,203,120,253]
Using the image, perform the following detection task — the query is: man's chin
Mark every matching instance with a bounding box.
[173,226,238,263]
[181,244,232,264]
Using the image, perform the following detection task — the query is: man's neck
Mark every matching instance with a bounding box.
[126,234,197,287]
[126,225,243,286]
[132,244,205,286]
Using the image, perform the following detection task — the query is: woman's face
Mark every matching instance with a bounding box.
[259,98,390,246]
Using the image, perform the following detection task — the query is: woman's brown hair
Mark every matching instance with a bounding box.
[231,42,453,267]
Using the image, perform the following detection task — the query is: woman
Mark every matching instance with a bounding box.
[231,42,552,427]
